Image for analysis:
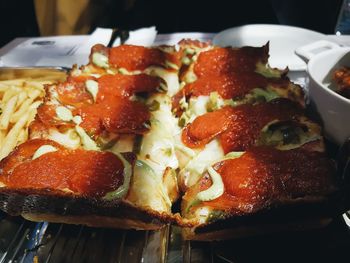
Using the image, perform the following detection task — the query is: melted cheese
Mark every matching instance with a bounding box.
[48,128,81,149]
[184,151,244,223]
[179,139,224,190]
[103,151,132,200]
[126,160,172,212]
[196,166,224,201]
[145,67,180,96]
[179,87,284,127]
[85,80,99,101]
[75,126,99,151]
[129,94,180,211]
[32,145,58,160]
[195,207,211,224]
[92,52,109,68]
[140,94,180,169]
[55,106,73,122]
[110,134,135,153]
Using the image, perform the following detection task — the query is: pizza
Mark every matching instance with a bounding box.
[0,40,342,237]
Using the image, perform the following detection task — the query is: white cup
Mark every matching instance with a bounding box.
[295,40,350,145]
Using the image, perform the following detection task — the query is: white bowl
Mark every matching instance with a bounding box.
[296,41,350,145]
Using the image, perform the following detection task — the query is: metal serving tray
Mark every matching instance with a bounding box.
[0,67,349,262]
[0,212,350,263]
[0,67,67,81]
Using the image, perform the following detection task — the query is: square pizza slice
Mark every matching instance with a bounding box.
[0,44,185,229]
[181,146,338,240]
[176,99,324,190]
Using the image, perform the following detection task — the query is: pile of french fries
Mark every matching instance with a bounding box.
[0,79,51,160]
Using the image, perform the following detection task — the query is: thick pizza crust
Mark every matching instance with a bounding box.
[0,188,181,230]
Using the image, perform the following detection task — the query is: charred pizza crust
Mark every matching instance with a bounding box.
[0,188,181,230]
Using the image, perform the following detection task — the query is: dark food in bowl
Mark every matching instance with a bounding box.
[332,66,350,99]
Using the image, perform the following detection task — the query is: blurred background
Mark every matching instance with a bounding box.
[0,0,344,47]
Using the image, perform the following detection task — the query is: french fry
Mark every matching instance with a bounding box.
[29,100,42,110]
[16,91,28,108]
[26,107,39,127]
[27,89,42,100]
[0,83,14,92]
[0,77,53,160]
[0,79,22,86]
[0,112,29,160]
[26,80,51,90]
[0,130,4,147]
[10,98,34,123]
[0,95,18,130]
[17,128,28,144]
[2,87,19,104]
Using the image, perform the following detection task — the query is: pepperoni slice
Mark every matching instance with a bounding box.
[28,119,50,139]
[55,80,93,107]
[36,104,65,127]
[0,139,63,178]
[189,147,335,215]
[172,72,270,114]
[75,97,150,136]
[186,73,268,98]
[36,102,78,130]
[109,45,167,71]
[97,74,161,101]
[182,99,303,152]
[1,139,127,198]
[74,104,103,136]
[181,106,235,147]
[102,99,150,134]
[193,44,269,77]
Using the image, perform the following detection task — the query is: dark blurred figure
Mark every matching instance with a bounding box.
[0,0,344,47]
[270,0,342,33]
[0,0,39,47]
[102,0,342,34]
[107,0,280,33]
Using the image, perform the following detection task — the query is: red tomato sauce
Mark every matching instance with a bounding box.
[185,73,268,99]
[75,97,150,136]
[55,80,94,107]
[0,139,63,176]
[38,72,153,136]
[182,99,302,152]
[181,106,235,147]
[97,73,161,101]
[172,72,272,114]
[193,44,269,77]
[0,139,125,197]
[109,45,169,71]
